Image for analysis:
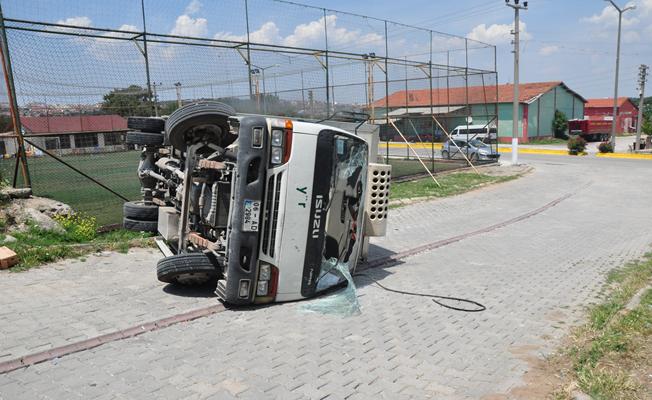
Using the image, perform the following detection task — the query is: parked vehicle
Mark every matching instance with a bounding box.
[122,102,391,305]
[568,119,611,142]
[449,124,497,141]
[441,138,500,161]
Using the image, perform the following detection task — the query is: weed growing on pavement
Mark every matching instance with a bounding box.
[551,253,652,399]
[390,172,517,202]
[2,224,154,272]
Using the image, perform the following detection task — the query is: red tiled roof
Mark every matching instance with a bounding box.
[585,97,633,108]
[20,115,128,134]
[372,81,584,108]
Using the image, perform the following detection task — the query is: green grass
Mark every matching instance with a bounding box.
[2,225,153,272]
[552,253,652,399]
[527,137,567,145]
[390,172,517,202]
[0,151,142,226]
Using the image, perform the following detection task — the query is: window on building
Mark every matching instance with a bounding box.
[59,135,71,149]
[103,132,124,146]
[45,138,59,150]
[75,133,98,148]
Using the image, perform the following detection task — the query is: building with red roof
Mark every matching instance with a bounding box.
[0,114,128,156]
[584,97,638,134]
[371,81,586,143]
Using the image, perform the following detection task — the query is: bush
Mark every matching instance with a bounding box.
[568,135,587,154]
[53,213,98,242]
[553,110,569,139]
[598,141,614,153]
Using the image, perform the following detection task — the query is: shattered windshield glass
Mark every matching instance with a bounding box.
[302,131,368,297]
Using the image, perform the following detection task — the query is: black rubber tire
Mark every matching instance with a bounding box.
[125,131,164,146]
[123,216,157,232]
[157,253,218,285]
[441,150,450,159]
[127,117,166,133]
[165,101,236,151]
[123,201,158,221]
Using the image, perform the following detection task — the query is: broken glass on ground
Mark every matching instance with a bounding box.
[300,258,361,317]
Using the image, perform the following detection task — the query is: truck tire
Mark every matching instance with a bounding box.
[123,216,157,232]
[157,253,218,285]
[123,201,158,221]
[127,117,166,133]
[125,131,164,146]
[165,101,236,151]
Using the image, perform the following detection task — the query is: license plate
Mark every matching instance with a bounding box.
[242,199,261,232]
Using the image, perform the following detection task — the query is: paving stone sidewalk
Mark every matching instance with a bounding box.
[1,155,651,399]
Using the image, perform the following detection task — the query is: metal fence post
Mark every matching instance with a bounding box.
[0,1,30,187]
[384,20,389,164]
[429,30,434,170]
[140,0,153,114]
[245,0,253,100]
[323,8,330,116]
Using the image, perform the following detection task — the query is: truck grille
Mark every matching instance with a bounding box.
[261,172,283,258]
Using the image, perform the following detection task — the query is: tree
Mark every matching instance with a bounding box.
[0,115,13,133]
[553,110,568,139]
[101,85,152,117]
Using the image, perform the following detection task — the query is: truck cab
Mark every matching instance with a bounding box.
[125,102,390,305]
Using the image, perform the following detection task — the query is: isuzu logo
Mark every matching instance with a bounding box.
[311,194,324,238]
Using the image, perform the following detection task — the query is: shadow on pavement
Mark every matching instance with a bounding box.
[162,279,218,298]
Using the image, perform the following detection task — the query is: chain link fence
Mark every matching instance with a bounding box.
[0,0,497,227]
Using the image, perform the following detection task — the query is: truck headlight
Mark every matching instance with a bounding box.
[256,280,269,296]
[259,263,271,281]
[271,147,283,164]
[271,129,283,146]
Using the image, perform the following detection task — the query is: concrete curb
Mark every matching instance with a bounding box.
[596,152,652,160]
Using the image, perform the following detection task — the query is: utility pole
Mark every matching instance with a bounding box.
[174,82,182,108]
[605,0,636,148]
[506,0,527,165]
[635,64,649,151]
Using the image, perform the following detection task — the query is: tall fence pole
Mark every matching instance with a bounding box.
[140,0,153,114]
[429,30,434,170]
[384,20,389,164]
[0,1,30,187]
[245,0,253,100]
[323,8,330,116]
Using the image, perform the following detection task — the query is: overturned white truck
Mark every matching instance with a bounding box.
[123,102,391,305]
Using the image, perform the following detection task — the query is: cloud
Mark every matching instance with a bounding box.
[214,15,383,49]
[581,4,639,27]
[57,16,92,27]
[466,21,531,45]
[184,0,202,15]
[539,45,559,56]
[170,14,208,37]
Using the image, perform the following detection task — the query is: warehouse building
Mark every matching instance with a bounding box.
[371,81,586,143]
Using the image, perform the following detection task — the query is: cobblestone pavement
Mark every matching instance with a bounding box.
[1,155,651,399]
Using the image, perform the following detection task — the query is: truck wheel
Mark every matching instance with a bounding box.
[125,131,164,146]
[127,117,166,133]
[165,101,236,151]
[123,201,158,221]
[157,253,218,285]
[123,216,157,233]
[441,150,450,159]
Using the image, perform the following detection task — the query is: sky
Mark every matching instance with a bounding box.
[3,0,651,105]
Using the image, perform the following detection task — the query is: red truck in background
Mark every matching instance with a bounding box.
[568,119,611,142]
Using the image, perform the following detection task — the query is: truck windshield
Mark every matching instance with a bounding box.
[302,130,368,296]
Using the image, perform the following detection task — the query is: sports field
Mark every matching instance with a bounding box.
[1,151,141,226]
